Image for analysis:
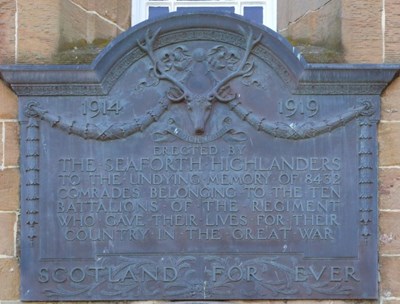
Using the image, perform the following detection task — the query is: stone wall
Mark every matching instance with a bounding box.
[0,0,400,303]
[0,0,16,64]
[384,0,400,63]
[278,0,342,49]
[379,76,400,302]
[0,79,19,301]
[0,0,130,64]
[16,0,61,64]
[341,0,383,63]
[60,0,129,46]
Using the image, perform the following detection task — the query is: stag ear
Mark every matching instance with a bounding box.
[215,85,236,103]
[167,87,185,102]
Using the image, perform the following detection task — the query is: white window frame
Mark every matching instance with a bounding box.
[132,0,277,31]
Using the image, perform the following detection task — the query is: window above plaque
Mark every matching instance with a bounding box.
[131,0,277,31]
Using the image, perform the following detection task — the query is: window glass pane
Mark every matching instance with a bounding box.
[176,6,235,14]
[243,6,263,25]
[149,6,170,19]
[132,1,275,30]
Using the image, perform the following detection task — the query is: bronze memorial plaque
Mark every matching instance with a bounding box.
[1,12,398,301]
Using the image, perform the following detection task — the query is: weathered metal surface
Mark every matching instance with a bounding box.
[1,12,399,302]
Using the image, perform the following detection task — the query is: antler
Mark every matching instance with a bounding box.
[210,26,262,103]
[137,28,188,102]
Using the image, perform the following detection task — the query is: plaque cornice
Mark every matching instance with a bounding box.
[1,13,399,97]
[293,83,389,95]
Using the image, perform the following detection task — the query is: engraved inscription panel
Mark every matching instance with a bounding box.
[15,13,383,301]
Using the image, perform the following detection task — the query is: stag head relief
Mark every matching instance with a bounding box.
[24,26,373,143]
[137,27,262,135]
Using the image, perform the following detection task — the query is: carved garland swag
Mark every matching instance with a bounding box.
[25,27,375,141]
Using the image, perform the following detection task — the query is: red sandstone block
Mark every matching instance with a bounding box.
[0,212,15,256]
[342,0,383,63]
[4,121,19,167]
[0,0,16,64]
[381,256,400,298]
[384,0,400,63]
[380,211,400,254]
[379,122,400,166]
[379,168,400,210]
[0,258,20,299]
[382,77,400,121]
[0,79,17,119]
[0,168,19,211]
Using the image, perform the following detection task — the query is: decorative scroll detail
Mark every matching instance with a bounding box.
[24,99,169,141]
[153,117,247,144]
[24,109,40,245]
[201,256,353,297]
[121,28,290,95]
[42,255,353,299]
[202,256,298,297]
[228,100,374,140]
[358,115,374,240]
